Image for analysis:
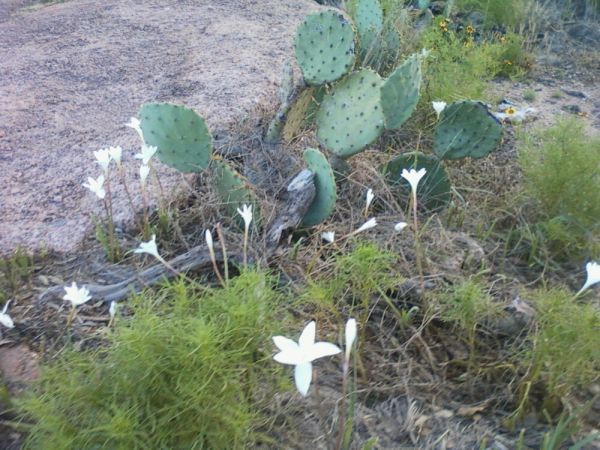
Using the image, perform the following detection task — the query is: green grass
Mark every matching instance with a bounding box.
[18,271,285,450]
[516,118,600,261]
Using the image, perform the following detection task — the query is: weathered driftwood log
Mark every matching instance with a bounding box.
[40,169,316,304]
[264,169,315,250]
[39,248,242,304]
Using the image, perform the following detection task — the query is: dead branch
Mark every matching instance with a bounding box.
[40,168,316,304]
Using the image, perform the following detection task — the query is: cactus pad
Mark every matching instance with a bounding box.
[316,69,385,158]
[211,159,258,222]
[139,103,212,173]
[294,10,355,85]
[354,0,383,54]
[282,87,326,142]
[433,101,502,160]
[381,152,451,211]
[381,53,422,129]
[302,148,337,227]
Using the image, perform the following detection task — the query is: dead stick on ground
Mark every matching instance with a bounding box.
[39,169,316,304]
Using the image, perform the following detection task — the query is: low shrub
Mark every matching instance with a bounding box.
[517,118,600,261]
[18,271,283,450]
[516,288,600,413]
[420,19,529,102]
[455,0,530,29]
[303,242,399,318]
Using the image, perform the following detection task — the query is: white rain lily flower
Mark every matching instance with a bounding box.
[134,234,160,260]
[394,222,408,232]
[432,101,447,118]
[205,229,214,253]
[355,218,377,234]
[365,188,374,214]
[321,231,335,243]
[237,204,253,231]
[139,164,150,186]
[273,321,341,396]
[576,261,600,296]
[0,300,15,329]
[109,301,117,319]
[401,168,427,196]
[345,318,357,361]
[63,282,92,307]
[108,146,123,165]
[83,174,106,199]
[94,148,112,173]
[134,144,157,165]
[125,117,144,142]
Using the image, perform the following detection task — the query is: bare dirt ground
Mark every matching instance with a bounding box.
[0,0,319,256]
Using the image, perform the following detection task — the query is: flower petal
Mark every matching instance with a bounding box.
[345,318,357,359]
[0,313,14,329]
[307,342,342,361]
[273,349,303,365]
[298,321,316,348]
[294,362,312,396]
[273,336,299,353]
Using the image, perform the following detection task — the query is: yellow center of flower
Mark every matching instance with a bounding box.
[505,107,517,116]
[466,25,475,34]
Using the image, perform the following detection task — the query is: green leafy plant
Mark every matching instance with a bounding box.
[303,243,399,320]
[433,278,500,371]
[420,20,528,102]
[18,271,284,450]
[515,288,600,416]
[454,0,529,29]
[517,118,600,260]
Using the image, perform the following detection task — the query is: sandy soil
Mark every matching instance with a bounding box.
[0,0,320,256]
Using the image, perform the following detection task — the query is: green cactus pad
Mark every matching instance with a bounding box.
[302,148,337,227]
[381,53,422,129]
[381,152,451,211]
[294,10,356,85]
[282,86,326,142]
[316,69,385,158]
[139,103,212,173]
[433,101,502,160]
[354,0,383,54]
[211,159,258,222]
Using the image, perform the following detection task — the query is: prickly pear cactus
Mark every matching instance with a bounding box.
[294,10,356,85]
[381,53,422,129]
[354,0,383,55]
[381,152,451,211]
[139,103,212,173]
[302,148,337,227]
[211,159,258,222]
[317,68,385,158]
[282,86,326,142]
[434,101,502,160]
